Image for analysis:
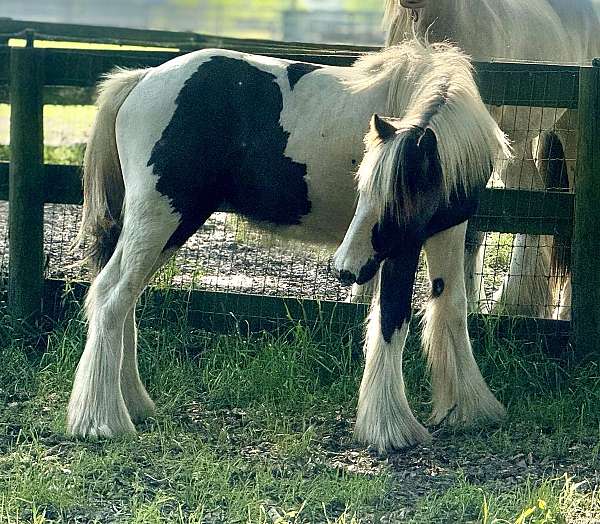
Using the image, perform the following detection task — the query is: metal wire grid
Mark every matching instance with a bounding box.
[0,202,558,313]
[475,67,576,319]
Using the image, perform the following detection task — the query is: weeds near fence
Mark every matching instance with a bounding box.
[0,302,598,523]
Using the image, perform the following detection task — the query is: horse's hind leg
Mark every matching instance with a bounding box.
[121,309,153,423]
[120,248,176,423]
[67,195,180,437]
[423,222,505,427]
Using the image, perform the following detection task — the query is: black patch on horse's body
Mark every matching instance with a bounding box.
[148,55,312,250]
[380,241,422,343]
[286,62,322,90]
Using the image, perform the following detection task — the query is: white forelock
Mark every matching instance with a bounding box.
[346,41,511,223]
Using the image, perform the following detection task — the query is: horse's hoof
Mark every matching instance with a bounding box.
[67,407,136,438]
[67,419,136,439]
[123,395,156,424]
[354,418,431,453]
[428,398,506,429]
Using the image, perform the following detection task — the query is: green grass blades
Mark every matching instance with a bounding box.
[0,309,598,523]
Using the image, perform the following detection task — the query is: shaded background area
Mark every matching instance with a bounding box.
[1,0,385,45]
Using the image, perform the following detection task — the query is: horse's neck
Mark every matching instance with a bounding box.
[546,0,600,59]
[417,1,515,59]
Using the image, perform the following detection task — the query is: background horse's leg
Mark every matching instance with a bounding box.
[556,274,572,321]
[493,129,571,318]
[355,246,430,452]
[120,248,177,423]
[489,107,555,318]
[423,222,505,427]
[67,193,180,437]
[492,233,553,317]
[550,111,577,320]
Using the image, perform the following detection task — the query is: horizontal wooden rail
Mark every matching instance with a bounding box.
[0,162,83,204]
[0,161,574,237]
[0,46,581,109]
[473,187,573,237]
[38,279,570,353]
[0,85,95,105]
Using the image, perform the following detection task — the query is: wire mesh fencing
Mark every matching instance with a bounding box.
[1,1,384,46]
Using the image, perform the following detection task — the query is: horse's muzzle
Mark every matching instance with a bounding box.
[337,270,357,287]
[329,258,357,287]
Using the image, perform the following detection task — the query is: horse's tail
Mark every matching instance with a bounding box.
[77,68,147,274]
[537,130,571,305]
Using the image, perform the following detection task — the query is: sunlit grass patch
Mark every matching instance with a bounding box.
[9,39,178,52]
[0,103,95,151]
[408,474,600,524]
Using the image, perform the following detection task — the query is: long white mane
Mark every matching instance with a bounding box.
[383,0,600,63]
[347,41,511,220]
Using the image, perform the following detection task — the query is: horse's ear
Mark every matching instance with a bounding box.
[371,114,397,141]
[417,128,437,155]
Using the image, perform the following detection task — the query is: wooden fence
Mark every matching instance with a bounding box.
[0,20,597,354]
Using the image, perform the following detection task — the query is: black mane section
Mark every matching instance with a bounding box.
[286,62,322,90]
[148,55,312,249]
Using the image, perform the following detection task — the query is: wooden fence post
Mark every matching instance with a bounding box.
[8,46,45,322]
[572,60,600,357]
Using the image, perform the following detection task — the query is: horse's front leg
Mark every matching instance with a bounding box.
[355,242,430,452]
[422,222,505,427]
[464,223,487,313]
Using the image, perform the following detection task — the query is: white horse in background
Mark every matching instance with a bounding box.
[68,40,509,451]
[384,0,600,319]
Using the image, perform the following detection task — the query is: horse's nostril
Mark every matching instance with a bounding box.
[338,270,357,286]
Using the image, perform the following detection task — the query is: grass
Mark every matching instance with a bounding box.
[0,301,598,523]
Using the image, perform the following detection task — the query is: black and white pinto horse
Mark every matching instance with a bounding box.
[384,0,600,320]
[68,41,510,451]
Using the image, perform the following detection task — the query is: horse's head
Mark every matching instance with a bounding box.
[332,114,443,287]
